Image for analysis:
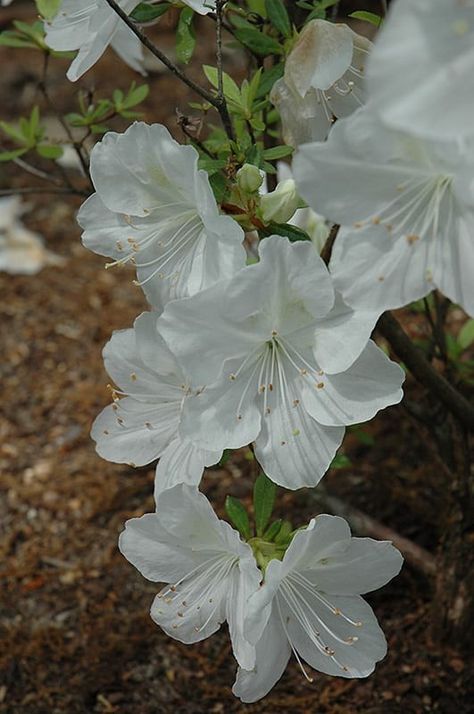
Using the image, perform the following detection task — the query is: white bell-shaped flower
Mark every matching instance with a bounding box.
[119,484,261,670]
[367,0,474,140]
[45,0,145,81]
[78,122,246,311]
[91,312,222,498]
[233,514,403,703]
[293,107,474,317]
[270,20,372,145]
[158,236,404,490]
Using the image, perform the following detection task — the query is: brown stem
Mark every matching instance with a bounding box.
[320,223,340,265]
[102,0,234,141]
[311,488,436,577]
[377,312,474,430]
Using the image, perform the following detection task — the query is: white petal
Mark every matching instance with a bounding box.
[110,20,145,75]
[433,212,474,317]
[285,20,354,96]
[305,536,403,596]
[226,560,262,670]
[155,485,251,558]
[367,0,474,139]
[91,398,180,466]
[312,292,379,374]
[254,374,344,489]
[118,511,197,582]
[150,566,228,644]
[179,358,262,451]
[270,79,332,146]
[233,605,291,704]
[153,437,221,499]
[88,122,200,216]
[283,592,387,678]
[330,224,435,312]
[293,108,428,225]
[278,516,351,576]
[302,340,404,427]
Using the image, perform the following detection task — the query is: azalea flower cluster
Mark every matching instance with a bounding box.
[75,121,404,698]
[36,0,474,701]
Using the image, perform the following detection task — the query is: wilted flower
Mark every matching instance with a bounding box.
[119,484,261,669]
[0,196,64,275]
[270,20,372,145]
[367,0,474,140]
[294,107,474,317]
[91,312,221,498]
[79,122,246,311]
[158,236,404,489]
[45,0,145,81]
[233,514,403,703]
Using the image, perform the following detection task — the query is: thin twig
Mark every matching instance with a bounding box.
[378,312,474,430]
[311,488,436,577]
[102,0,234,141]
[0,187,89,197]
[1,146,63,186]
[215,0,235,141]
[38,53,93,190]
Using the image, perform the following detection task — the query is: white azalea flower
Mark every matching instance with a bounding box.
[91,312,221,497]
[270,20,372,145]
[158,236,404,490]
[0,196,64,275]
[233,514,403,703]
[293,107,474,317]
[79,122,246,311]
[119,484,261,670]
[45,0,145,82]
[367,0,474,140]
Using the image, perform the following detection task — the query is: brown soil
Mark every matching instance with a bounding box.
[1,5,473,713]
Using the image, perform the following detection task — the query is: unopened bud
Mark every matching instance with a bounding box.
[236,163,264,194]
[260,179,301,224]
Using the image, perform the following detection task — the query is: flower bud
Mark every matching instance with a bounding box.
[260,179,301,224]
[236,163,264,194]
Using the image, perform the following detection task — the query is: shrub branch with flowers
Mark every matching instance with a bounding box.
[1,0,473,703]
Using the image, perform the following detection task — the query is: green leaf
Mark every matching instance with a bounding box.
[209,171,227,203]
[458,319,474,350]
[253,473,277,537]
[203,65,242,106]
[265,0,291,37]
[256,62,284,98]
[0,147,29,162]
[262,145,293,160]
[130,1,171,22]
[263,519,283,541]
[36,144,63,159]
[122,82,149,109]
[197,157,227,175]
[348,10,382,27]
[225,496,252,540]
[234,27,284,56]
[36,0,62,19]
[176,7,196,65]
[260,222,311,242]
